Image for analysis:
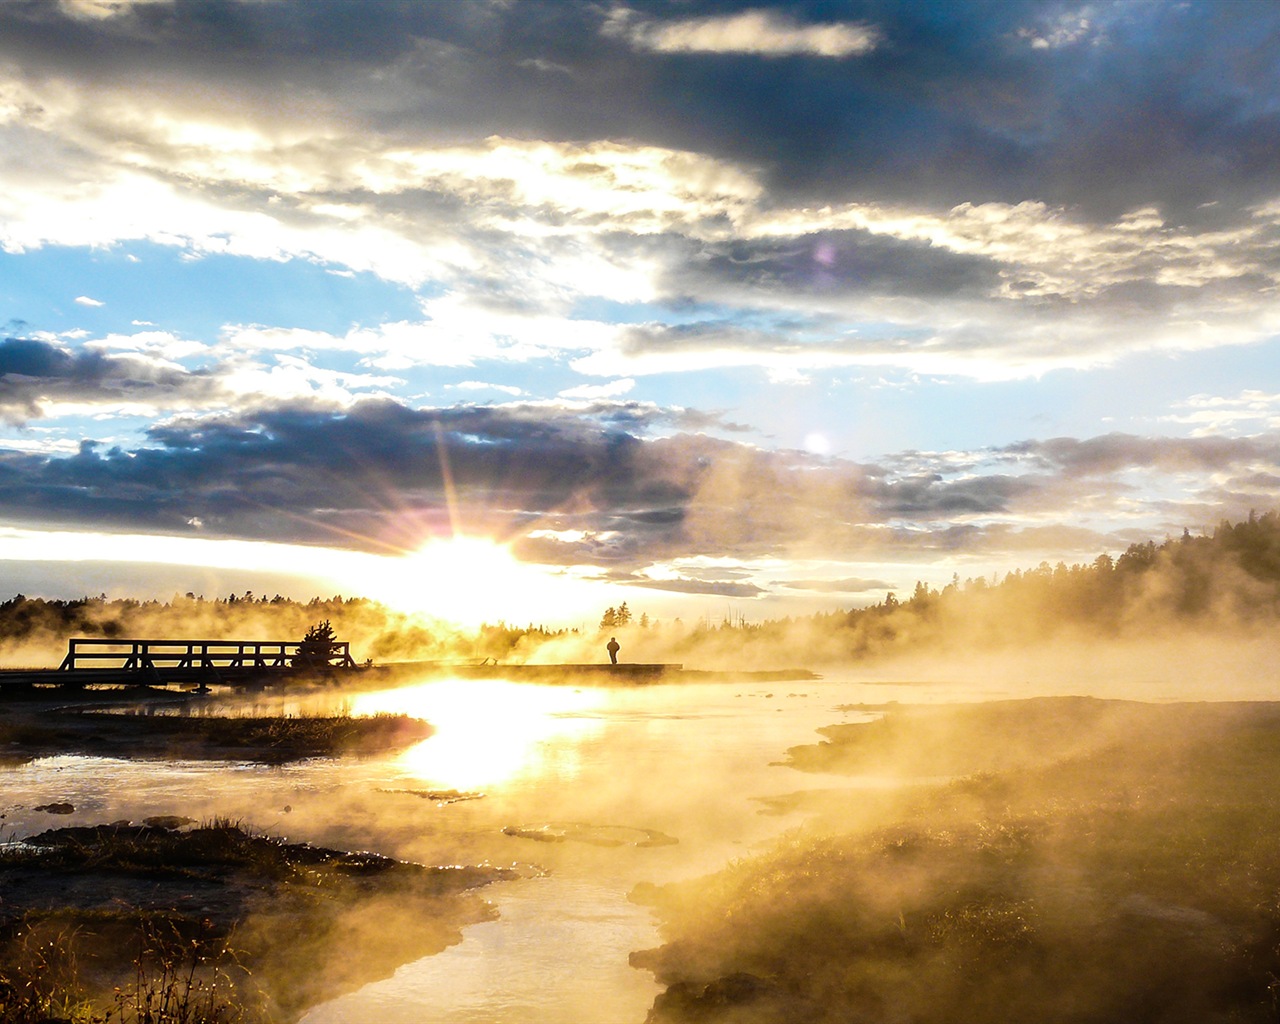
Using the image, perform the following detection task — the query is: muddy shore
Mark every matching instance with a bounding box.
[0,688,514,1023]
[0,686,433,764]
[0,820,518,1022]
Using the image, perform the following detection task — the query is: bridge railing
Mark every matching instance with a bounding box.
[58,638,356,672]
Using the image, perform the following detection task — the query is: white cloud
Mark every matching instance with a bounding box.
[58,0,171,20]
[1015,6,1101,50]
[1164,391,1280,436]
[449,380,525,396]
[214,354,403,409]
[0,435,83,455]
[609,8,881,58]
[224,293,628,370]
[89,329,211,361]
[74,295,104,307]
[558,378,635,400]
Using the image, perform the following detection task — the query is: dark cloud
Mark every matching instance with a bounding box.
[1001,434,1280,477]
[2,1,1276,225]
[0,399,718,552]
[0,336,217,423]
[663,229,1000,303]
[0,387,1275,571]
[0,395,872,559]
[625,577,766,598]
[868,471,1036,516]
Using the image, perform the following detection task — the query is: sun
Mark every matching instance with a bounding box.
[366,534,565,627]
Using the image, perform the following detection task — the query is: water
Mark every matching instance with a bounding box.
[2,670,1150,1021]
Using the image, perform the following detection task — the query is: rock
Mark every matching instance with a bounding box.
[378,787,485,804]
[503,822,678,847]
[34,802,74,814]
[142,815,195,829]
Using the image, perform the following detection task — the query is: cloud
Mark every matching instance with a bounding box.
[2,0,1275,229]
[73,295,104,307]
[0,387,1275,591]
[57,0,170,21]
[1015,8,1100,50]
[775,577,897,594]
[608,8,881,59]
[1163,391,1280,436]
[559,379,635,400]
[225,296,630,370]
[625,576,766,598]
[448,380,524,397]
[0,333,400,425]
[2,0,1280,383]
[999,433,1279,479]
[669,228,1001,301]
[0,335,218,423]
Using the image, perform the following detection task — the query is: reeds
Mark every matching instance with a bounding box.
[0,916,255,1024]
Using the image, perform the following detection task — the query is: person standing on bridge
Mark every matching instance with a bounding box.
[607,636,620,665]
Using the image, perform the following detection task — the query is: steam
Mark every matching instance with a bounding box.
[635,696,1280,1023]
[1,514,1277,685]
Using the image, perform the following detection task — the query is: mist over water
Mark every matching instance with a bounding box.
[6,630,1280,1021]
[4,676,883,1020]
[297,679,891,1022]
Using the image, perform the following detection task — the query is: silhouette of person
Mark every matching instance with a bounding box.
[607,636,620,665]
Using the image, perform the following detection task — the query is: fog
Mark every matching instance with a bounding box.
[5,517,1280,1021]
[633,689,1280,1024]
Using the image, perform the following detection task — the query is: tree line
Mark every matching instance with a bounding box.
[0,511,1277,667]
[677,510,1280,660]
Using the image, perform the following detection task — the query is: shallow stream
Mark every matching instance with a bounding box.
[0,669,1201,1021]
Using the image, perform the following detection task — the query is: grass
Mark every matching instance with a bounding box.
[634,697,1280,1024]
[111,918,252,1024]
[0,920,94,1024]
[0,915,253,1024]
[0,821,518,1022]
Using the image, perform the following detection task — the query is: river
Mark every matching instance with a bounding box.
[1,665,1228,1021]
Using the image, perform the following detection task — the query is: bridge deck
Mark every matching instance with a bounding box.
[0,637,358,689]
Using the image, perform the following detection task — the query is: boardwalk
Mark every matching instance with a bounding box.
[1,637,357,690]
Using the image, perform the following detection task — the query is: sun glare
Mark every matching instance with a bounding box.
[352,679,601,790]
[368,535,563,626]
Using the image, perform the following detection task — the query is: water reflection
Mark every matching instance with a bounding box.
[351,678,602,791]
[4,677,901,1023]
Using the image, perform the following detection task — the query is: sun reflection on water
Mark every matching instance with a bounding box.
[350,679,603,791]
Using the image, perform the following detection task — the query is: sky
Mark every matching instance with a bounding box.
[1,0,1279,627]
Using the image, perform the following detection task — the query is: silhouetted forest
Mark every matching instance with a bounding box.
[692,509,1280,661]
[1,511,1277,668]
[0,590,568,668]
[819,509,1280,657]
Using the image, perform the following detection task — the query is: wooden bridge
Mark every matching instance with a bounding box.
[0,637,357,690]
